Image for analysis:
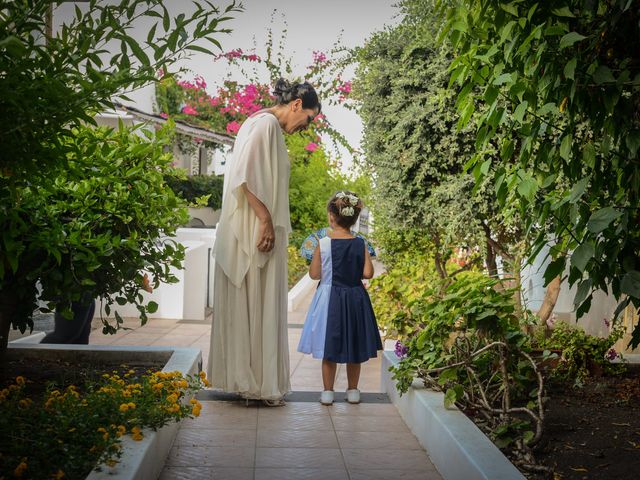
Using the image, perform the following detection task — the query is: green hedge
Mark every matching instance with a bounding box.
[165,174,224,209]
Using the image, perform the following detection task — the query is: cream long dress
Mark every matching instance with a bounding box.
[207,112,291,400]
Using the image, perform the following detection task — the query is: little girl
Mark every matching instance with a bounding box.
[297,191,382,405]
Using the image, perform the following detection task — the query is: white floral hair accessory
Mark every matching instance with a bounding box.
[340,206,355,216]
[335,191,359,206]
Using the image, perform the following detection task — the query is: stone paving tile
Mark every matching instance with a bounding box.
[329,402,400,417]
[332,415,410,432]
[165,446,255,468]
[350,469,441,480]
[342,448,438,471]
[150,334,202,347]
[255,447,344,469]
[181,411,258,430]
[159,467,254,480]
[257,429,339,448]
[336,430,422,450]
[254,468,349,480]
[257,412,333,431]
[174,428,256,448]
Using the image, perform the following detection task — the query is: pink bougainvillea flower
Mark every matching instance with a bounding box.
[209,97,220,106]
[304,142,319,153]
[312,51,327,64]
[195,75,207,90]
[159,112,169,119]
[181,105,198,115]
[226,121,241,134]
[246,54,260,62]
[337,80,352,95]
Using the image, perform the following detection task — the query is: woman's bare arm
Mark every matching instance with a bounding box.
[242,184,275,252]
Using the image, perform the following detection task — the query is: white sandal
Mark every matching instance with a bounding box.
[320,390,334,405]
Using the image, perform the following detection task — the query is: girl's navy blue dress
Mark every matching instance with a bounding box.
[298,236,382,363]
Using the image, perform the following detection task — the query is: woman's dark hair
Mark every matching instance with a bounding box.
[327,191,363,229]
[273,78,321,113]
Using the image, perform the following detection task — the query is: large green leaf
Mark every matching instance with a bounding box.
[587,207,622,233]
[571,242,595,272]
[559,32,586,49]
[621,271,640,298]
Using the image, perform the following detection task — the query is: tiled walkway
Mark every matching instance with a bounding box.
[161,401,440,480]
[85,289,441,479]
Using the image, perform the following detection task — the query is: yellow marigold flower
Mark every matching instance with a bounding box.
[117,425,126,437]
[199,371,206,379]
[53,469,65,479]
[127,402,136,409]
[15,376,26,386]
[192,405,201,417]
[203,379,211,387]
[166,394,178,404]
[119,404,129,413]
[132,432,144,441]
[189,398,198,405]
[178,380,188,389]
[122,391,131,398]
[14,459,27,477]
[9,384,19,392]
[131,426,141,434]
[128,369,136,375]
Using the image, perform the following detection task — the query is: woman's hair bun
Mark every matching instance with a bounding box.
[272,77,321,113]
[273,78,293,102]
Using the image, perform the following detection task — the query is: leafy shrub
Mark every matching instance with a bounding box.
[0,370,208,479]
[288,245,309,290]
[392,272,545,458]
[368,251,441,338]
[534,321,625,384]
[165,174,224,210]
[3,124,188,335]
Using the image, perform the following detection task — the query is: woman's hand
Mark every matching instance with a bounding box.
[257,217,275,252]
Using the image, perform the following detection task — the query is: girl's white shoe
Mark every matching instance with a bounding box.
[346,389,361,404]
[320,390,334,405]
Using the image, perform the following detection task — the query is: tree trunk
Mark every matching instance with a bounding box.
[485,238,499,278]
[538,276,562,327]
[511,254,524,323]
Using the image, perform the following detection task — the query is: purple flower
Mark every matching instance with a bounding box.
[605,348,618,361]
[604,318,611,328]
[395,340,408,359]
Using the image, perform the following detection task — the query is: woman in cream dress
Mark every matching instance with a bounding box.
[208,79,321,405]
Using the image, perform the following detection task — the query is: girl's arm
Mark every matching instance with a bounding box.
[242,184,275,252]
[363,245,374,279]
[309,245,321,280]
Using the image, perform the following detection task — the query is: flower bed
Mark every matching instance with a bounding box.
[1,345,205,479]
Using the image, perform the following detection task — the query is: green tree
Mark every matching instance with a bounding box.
[440,0,640,345]
[0,0,240,356]
[353,5,519,278]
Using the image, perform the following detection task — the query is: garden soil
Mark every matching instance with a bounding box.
[532,368,640,479]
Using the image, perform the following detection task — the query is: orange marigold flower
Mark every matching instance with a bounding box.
[15,376,26,386]
[14,459,27,477]
[127,402,136,409]
[119,404,129,413]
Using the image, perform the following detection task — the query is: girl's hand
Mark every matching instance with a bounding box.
[257,218,275,252]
